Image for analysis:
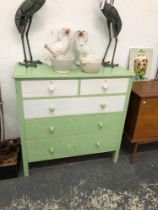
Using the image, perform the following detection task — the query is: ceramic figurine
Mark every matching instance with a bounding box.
[74,31,101,66]
[40,28,73,66]
[49,28,73,58]
[15,0,46,68]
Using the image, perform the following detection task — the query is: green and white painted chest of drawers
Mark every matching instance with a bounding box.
[13,64,133,176]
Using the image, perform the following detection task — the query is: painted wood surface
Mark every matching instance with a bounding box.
[23,96,126,118]
[13,64,134,79]
[25,113,122,140]
[27,133,117,163]
[21,79,78,97]
[14,64,133,176]
[80,78,129,95]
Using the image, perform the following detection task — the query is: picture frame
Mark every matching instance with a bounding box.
[128,48,153,80]
[155,67,158,80]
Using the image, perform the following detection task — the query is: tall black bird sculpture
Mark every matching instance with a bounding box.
[15,0,46,68]
[100,0,122,67]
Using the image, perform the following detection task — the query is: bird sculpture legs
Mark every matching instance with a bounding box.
[101,0,119,68]
[102,21,119,68]
[102,21,111,66]
[20,17,41,68]
[26,17,41,66]
[20,33,28,67]
[111,36,118,66]
[25,17,34,66]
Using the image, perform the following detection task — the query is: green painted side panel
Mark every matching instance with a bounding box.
[27,133,117,162]
[25,113,122,140]
[112,77,133,163]
[13,63,134,79]
[15,81,29,176]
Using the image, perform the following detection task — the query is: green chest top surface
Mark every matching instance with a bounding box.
[13,63,133,79]
[14,63,133,176]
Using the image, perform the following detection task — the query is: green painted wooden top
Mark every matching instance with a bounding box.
[13,63,134,79]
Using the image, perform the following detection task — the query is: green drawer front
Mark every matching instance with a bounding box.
[27,134,117,162]
[25,113,122,140]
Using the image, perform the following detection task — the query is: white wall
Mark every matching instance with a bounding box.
[0,0,158,139]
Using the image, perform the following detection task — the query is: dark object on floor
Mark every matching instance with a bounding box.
[0,87,21,179]
[15,0,46,68]
[100,0,122,67]
[124,80,158,163]
[0,139,20,180]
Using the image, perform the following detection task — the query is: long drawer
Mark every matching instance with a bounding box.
[27,134,117,162]
[21,80,78,97]
[80,78,129,95]
[25,113,122,140]
[23,95,126,119]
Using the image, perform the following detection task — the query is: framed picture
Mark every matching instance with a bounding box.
[128,48,153,80]
[155,68,158,80]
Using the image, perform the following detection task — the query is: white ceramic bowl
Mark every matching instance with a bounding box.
[81,62,102,73]
[52,57,74,73]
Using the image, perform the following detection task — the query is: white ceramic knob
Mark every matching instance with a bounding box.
[49,147,54,153]
[49,106,55,112]
[49,126,54,132]
[96,141,100,147]
[102,81,108,90]
[49,81,55,93]
[98,122,103,128]
[49,86,54,92]
[100,103,106,109]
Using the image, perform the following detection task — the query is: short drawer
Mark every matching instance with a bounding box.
[23,95,126,118]
[27,134,117,162]
[25,113,122,140]
[80,78,129,95]
[21,80,78,97]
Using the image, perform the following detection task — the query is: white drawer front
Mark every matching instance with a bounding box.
[23,96,126,119]
[80,78,129,95]
[21,80,78,97]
